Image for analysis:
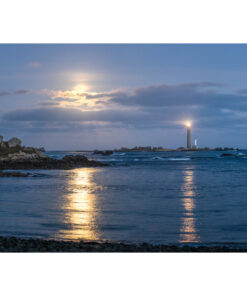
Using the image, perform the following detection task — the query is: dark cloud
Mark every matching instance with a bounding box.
[0,91,11,96]
[0,89,30,96]
[237,89,247,95]
[0,104,244,131]
[38,101,61,107]
[2,82,247,137]
[110,83,247,110]
[2,107,151,124]
[178,81,224,88]
[14,89,30,95]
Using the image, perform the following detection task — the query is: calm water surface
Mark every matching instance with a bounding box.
[1,150,247,245]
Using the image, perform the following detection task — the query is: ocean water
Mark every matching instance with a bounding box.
[1,150,247,245]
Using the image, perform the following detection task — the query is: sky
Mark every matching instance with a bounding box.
[1,44,247,149]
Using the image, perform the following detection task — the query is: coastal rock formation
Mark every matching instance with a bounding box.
[0,135,107,170]
[93,150,113,156]
[0,136,7,149]
[0,171,47,178]
[221,153,234,157]
[0,171,31,177]
[0,135,47,162]
[0,155,108,170]
[7,137,22,148]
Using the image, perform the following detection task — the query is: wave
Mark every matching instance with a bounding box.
[168,157,191,161]
[109,158,125,162]
[104,157,192,162]
[151,157,165,160]
[99,158,119,162]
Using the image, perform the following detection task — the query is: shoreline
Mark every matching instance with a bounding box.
[0,155,108,171]
[60,149,241,152]
[0,236,247,252]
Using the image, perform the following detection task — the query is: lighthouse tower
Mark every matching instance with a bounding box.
[186,122,191,149]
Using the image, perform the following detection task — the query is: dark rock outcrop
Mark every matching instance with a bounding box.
[0,135,47,162]
[221,153,234,157]
[7,137,22,148]
[0,155,108,170]
[0,171,30,177]
[93,150,113,156]
[0,136,107,170]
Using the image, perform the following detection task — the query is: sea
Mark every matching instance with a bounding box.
[1,150,247,246]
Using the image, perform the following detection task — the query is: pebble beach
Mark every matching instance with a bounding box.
[0,236,246,252]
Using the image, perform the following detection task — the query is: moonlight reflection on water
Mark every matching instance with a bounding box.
[1,150,247,245]
[57,168,100,241]
[180,168,200,243]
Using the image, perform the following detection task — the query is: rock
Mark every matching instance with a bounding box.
[221,153,234,157]
[0,135,107,169]
[0,171,30,177]
[0,154,108,170]
[35,150,47,158]
[60,155,108,167]
[0,235,245,252]
[7,137,22,148]
[93,150,113,156]
[0,141,7,149]
[62,155,89,163]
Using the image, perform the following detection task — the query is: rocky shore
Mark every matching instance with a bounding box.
[0,136,107,171]
[93,150,114,156]
[0,236,245,252]
[0,171,32,177]
[0,155,108,170]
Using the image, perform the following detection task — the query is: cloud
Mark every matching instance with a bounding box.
[0,91,11,96]
[28,61,41,68]
[2,81,247,149]
[0,89,30,97]
[110,83,247,110]
[2,81,247,137]
[1,107,150,124]
[178,81,224,88]
[14,89,30,95]
[38,101,61,107]
[41,88,124,101]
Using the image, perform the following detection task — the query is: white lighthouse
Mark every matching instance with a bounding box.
[194,138,198,149]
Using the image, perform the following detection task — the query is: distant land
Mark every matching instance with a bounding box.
[76,146,239,153]
[113,146,236,152]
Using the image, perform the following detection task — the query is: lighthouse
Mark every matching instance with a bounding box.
[186,122,191,149]
[194,138,198,149]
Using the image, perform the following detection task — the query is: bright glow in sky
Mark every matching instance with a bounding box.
[1,44,247,149]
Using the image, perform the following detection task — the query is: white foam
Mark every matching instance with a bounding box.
[151,157,164,160]
[168,157,191,161]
